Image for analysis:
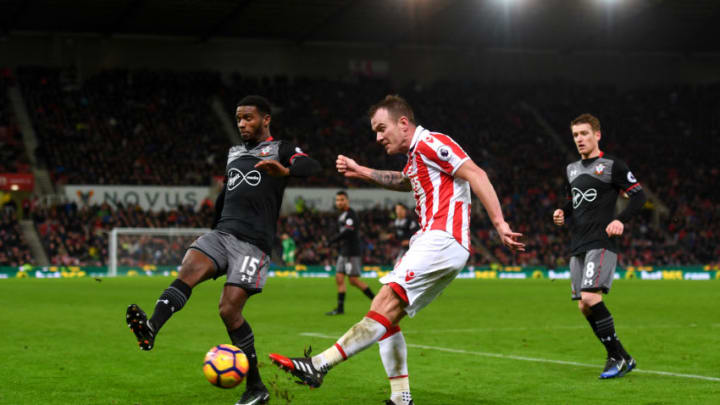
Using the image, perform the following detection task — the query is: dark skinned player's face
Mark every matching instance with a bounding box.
[236,105,270,142]
[335,194,349,211]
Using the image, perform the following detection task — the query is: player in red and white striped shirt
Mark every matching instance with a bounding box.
[270,95,524,404]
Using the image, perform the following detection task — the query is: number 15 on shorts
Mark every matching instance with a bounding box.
[238,256,259,283]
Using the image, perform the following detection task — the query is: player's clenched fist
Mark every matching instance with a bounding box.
[553,209,565,226]
[605,219,624,237]
[336,155,362,178]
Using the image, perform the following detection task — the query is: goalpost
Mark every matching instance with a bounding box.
[108,227,211,277]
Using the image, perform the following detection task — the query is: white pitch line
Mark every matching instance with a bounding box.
[299,332,720,382]
[401,324,712,335]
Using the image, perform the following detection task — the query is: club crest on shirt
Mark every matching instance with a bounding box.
[594,163,606,175]
[259,146,272,157]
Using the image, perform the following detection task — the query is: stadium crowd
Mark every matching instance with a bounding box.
[32,201,214,266]
[17,67,228,185]
[7,68,718,267]
[0,208,34,267]
[0,69,34,267]
[1,68,31,174]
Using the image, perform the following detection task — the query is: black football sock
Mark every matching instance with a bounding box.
[229,321,262,388]
[337,292,345,311]
[589,301,627,359]
[149,279,191,333]
[585,314,598,335]
[362,286,375,300]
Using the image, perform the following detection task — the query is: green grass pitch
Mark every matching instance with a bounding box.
[1,277,718,405]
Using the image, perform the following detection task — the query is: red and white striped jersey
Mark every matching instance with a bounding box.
[402,126,472,250]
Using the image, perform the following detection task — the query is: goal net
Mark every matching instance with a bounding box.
[108,227,211,277]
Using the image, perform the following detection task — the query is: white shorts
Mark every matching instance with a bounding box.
[380,230,470,318]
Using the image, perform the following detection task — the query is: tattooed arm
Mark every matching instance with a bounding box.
[367,169,412,191]
[336,155,411,191]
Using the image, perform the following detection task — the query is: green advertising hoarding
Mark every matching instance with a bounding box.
[1,264,718,281]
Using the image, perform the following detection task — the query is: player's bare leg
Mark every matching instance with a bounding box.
[126,249,213,350]
[326,272,347,315]
[579,292,636,379]
[349,275,376,300]
[220,286,269,405]
[271,285,406,388]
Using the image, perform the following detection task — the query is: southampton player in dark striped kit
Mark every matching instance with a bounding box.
[553,114,646,379]
[126,96,320,405]
[325,190,375,315]
[392,202,418,265]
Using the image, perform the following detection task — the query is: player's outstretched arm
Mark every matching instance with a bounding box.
[336,155,411,191]
[255,156,321,177]
[255,159,290,177]
[454,160,525,252]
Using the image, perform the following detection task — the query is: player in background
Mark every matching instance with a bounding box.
[391,202,418,266]
[269,95,525,405]
[325,190,375,315]
[125,95,321,405]
[553,113,646,379]
[281,233,296,266]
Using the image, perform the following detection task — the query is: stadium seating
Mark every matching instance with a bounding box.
[0,208,33,266]
[0,69,34,266]
[12,68,718,267]
[0,68,30,174]
[17,67,228,185]
[32,201,214,266]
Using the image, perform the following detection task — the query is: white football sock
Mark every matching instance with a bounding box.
[312,311,390,370]
[380,326,412,405]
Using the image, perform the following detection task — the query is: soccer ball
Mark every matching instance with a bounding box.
[202,344,249,388]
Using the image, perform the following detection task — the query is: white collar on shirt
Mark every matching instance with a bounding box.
[408,125,428,155]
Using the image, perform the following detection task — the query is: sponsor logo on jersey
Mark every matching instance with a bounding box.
[424,135,434,143]
[438,145,452,161]
[569,169,578,177]
[572,187,598,208]
[627,171,637,183]
[405,270,416,282]
[594,163,606,175]
[227,168,262,189]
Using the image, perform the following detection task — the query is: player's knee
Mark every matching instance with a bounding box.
[580,292,601,308]
[218,300,243,327]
